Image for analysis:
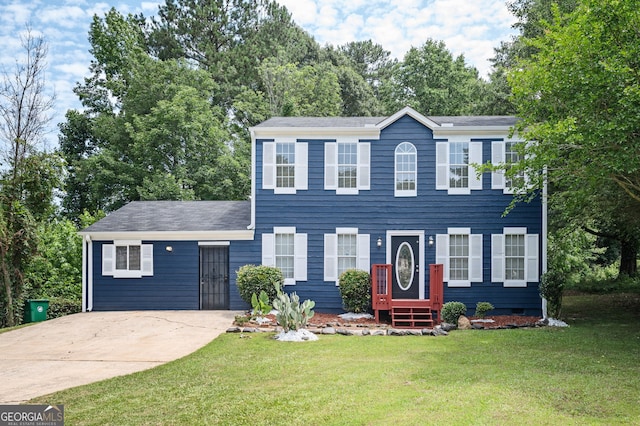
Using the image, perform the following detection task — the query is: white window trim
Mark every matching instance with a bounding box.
[324,138,370,194]
[435,228,482,287]
[262,227,307,285]
[435,141,483,195]
[394,142,417,197]
[491,227,539,287]
[324,228,370,285]
[263,139,308,194]
[102,240,153,278]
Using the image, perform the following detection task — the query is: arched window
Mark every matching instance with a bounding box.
[395,142,417,196]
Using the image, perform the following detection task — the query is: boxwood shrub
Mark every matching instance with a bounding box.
[236,265,283,305]
[441,301,467,324]
[338,269,371,313]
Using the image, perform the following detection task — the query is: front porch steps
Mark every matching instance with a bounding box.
[391,305,434,328]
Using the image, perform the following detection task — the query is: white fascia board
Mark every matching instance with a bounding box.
[249,127,380,140]
[377,106,441,130]
[78,230,255,241]
[249,129,257,230]
[433,127,516,138]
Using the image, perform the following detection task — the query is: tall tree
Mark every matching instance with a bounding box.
[149,0,311,110]
[509,0,640,276]
[0,28,57,326]
[381,39,485,115]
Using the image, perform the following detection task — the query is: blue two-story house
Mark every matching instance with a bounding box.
[79,107,546,322]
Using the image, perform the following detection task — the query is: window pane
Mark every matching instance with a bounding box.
[275,234,294,279]
[129,245,141,271]
[338,234,357,277]
[505,234,525,280]
[276,143,295,188]
[338,143,357,188]
[449,142,469,188]
[505,142,525,188]
[449,234,469,280]
[115,246,128,270]
[395,143,416,192]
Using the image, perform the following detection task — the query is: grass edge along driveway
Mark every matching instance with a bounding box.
[32,293,640,425]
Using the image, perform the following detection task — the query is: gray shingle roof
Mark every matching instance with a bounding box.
[82,201,251,233]
[254,115,517,128]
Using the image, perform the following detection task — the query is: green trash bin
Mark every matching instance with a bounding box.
[24,299,49,323]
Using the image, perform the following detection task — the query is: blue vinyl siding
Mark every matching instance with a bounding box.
[255,115,543,314]
[92,241,199,310]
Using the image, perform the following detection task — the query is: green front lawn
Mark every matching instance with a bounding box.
[33,293,640,425]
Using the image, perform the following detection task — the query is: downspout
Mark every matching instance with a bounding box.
[248,128,256,231]
[87,236,93,311]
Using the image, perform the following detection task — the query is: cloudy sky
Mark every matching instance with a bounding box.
[0,0,517,142]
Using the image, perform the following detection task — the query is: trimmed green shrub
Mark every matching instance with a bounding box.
[47,297,81,319]
[236,265,283,305]
[540,269,564,318]
[338,269,371,313]
[475,301,494,318]
[272,290,315,332]
[441,301,467,324]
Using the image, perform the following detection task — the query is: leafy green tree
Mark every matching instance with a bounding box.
[509,0,640,276]
[381,39,485,115]
[149,0,310,110]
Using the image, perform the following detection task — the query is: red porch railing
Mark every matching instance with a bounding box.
[371,263,444,327]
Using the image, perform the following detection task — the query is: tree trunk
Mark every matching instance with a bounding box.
[619,239,639,277]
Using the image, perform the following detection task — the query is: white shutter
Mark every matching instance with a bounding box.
[526,234,540,282]
[491,141,505,190]
[324,142,337,189]
[262,233,275,267]
[324,233,338,281]
[141,244,153,276]
[491,234,505,282]
[358,143,370,190]
[469,142,483,190]
[357,234,370,271]
[294,233,307,281]
[469,234,483,282]
[263,142,275,189]
[436,142,448,190]
[295,143,308,191]
[102,244,115,276]
[435,234,449,281]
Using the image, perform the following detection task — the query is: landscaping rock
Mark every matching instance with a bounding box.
[388,329,407,336]
[226,327,241,333]
[407,329,423,336]
[361,328,370,336]
[321,327,336,335]
[370,330,386,336]
[440,322,457,332]
[457,316,472,330]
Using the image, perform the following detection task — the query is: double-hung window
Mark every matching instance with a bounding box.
[263,139,308,194]
[262,227,307,285]
[436,228,483,287]
[325,139,370,194]
[324,228,370,284]
[436,141,483,194]
[491,140,526,193]
[395,142,417,197]
[102,240,153,278]
[492,228,539,287]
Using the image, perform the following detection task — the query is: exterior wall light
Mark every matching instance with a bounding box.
[165,246,173,252]
[428,236,434,247]
[376,237,382,248]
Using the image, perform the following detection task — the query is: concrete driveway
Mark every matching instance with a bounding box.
[0,310,239,404]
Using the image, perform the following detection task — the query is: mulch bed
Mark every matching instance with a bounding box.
[245,312,542,329]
